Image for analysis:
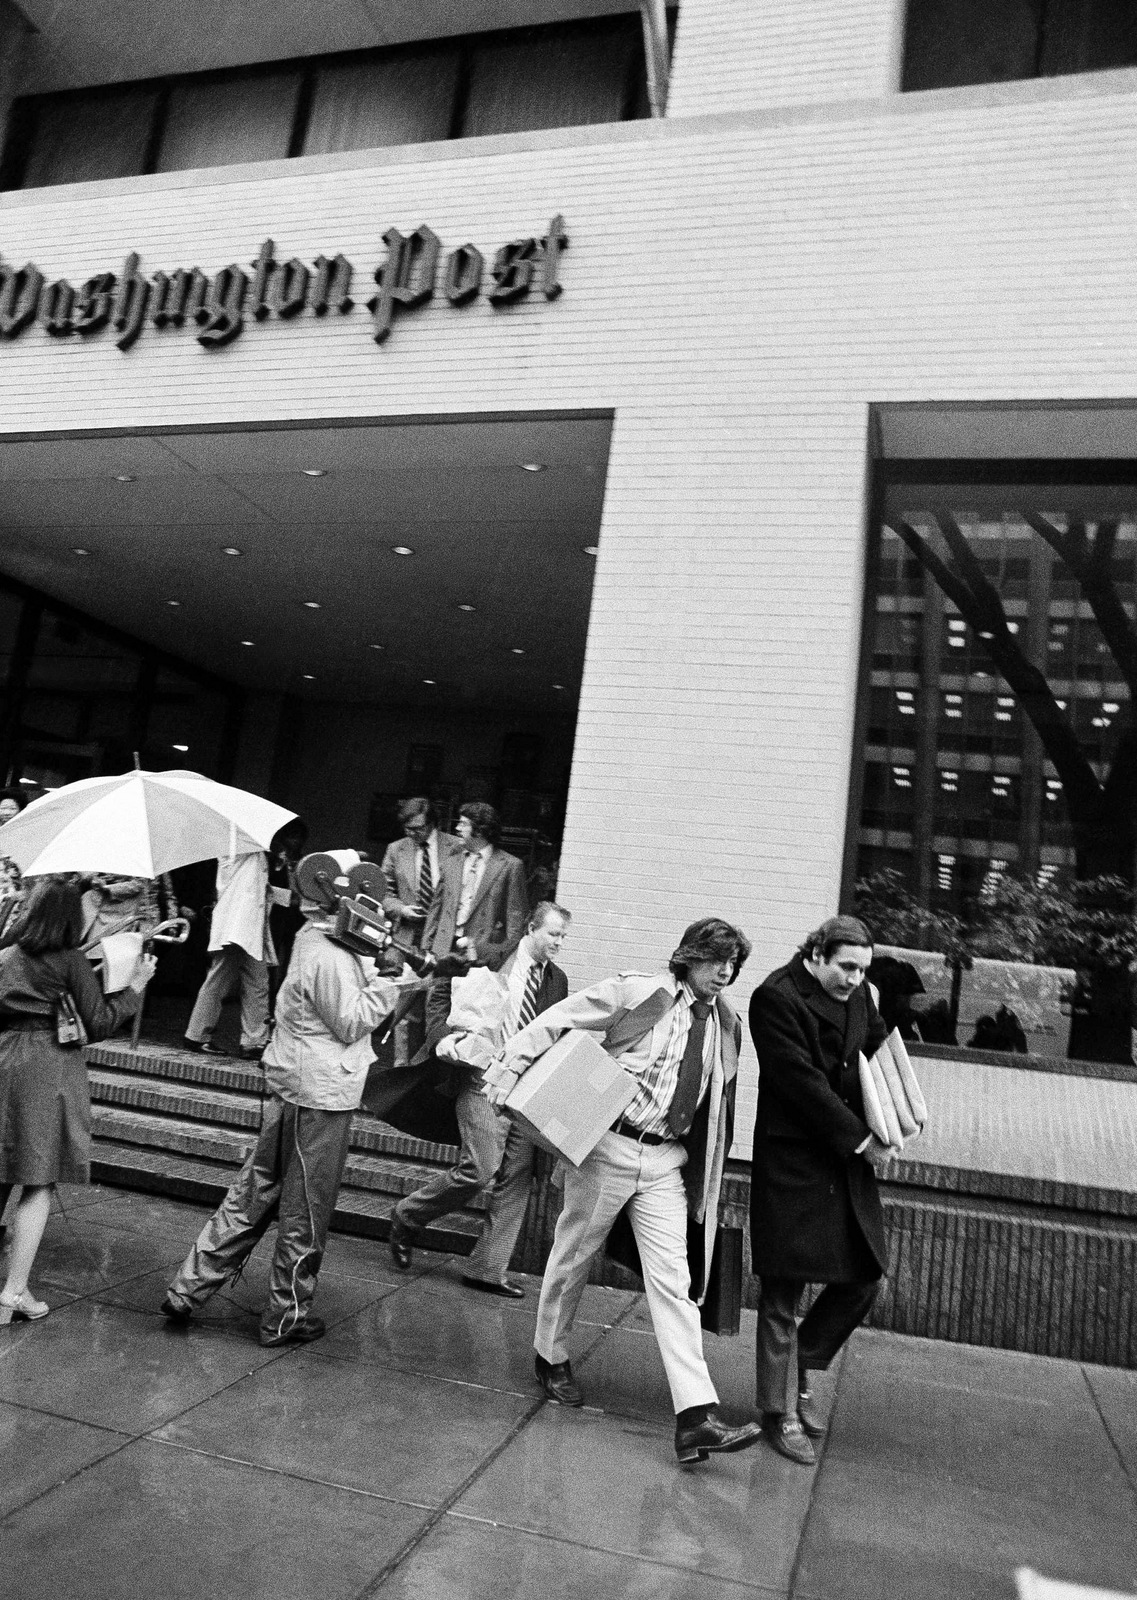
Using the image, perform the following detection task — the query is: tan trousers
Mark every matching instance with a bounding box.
[535,1129,718,1414]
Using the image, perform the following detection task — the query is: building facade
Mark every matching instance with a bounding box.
[2,0,1137,1147]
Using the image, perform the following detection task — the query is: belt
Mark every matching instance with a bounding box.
[611,1117,673,1147]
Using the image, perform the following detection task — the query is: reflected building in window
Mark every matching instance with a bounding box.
[852,486,1137,912]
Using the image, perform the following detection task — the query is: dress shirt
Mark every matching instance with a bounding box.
[622,981,718,1139]
[456,843,491,929]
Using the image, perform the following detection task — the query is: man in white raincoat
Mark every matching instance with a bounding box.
[184,851,274,1058]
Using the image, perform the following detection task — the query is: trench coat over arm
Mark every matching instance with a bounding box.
[500,970,741,1302]
[748,955,889,1284]
[207,851,275,964]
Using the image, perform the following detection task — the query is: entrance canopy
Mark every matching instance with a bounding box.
[0,414,611,711]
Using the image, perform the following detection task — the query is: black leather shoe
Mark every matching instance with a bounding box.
[674,1409,763,1465]
[534,1354,583,1407]
[239,1046,266,1061]
[461,1274,525,1299]
[183,1037,226,1056]
[388,1213,415,1271]
[797,1386,826,1438]
[161,1295,192,1324]
[762,1412,816,1466]
[259,1316,326,1348]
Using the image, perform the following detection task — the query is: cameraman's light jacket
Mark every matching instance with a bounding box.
[263,917,417,1110]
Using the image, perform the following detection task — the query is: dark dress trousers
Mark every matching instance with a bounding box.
[748,954,889,1413]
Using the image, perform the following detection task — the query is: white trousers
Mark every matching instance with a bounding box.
[186,945,271,1051]
[535,1129,718,1414]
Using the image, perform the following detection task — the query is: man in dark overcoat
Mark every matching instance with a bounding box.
[748,914,894,1466]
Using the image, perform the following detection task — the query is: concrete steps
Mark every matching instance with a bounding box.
[86,1039,481,1253]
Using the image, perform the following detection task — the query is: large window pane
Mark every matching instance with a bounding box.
[20,84,159,188]
[304,46,460,155]
[461,18,643,138]
[156,69,301,172]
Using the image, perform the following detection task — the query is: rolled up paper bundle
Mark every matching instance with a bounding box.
[874,1038,920,1138]
[857,1051,890,1147]
[868,1051,905,1149]
[887,1028,928,1128]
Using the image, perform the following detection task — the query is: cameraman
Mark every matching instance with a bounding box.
[163,862,428,1346]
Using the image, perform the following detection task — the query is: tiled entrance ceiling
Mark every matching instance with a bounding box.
[0,415,611,708]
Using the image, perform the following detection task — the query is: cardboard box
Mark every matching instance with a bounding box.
[505,1028,637,1167]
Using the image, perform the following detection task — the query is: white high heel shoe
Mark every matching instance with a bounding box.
[0,1289,50,1324]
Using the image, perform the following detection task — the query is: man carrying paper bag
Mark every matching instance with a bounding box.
[748,915,897,1467]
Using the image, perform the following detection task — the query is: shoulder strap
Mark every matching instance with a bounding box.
[602,986,674,1054]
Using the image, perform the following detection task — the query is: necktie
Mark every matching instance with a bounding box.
[416,844,434,913]
[516,962,544,1033]
[667,1000,712,1137]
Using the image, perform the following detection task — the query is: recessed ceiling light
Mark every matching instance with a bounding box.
[457,603,476,613]
[392,546,414,557]
[172,743,189,752]
[422,678,436,685]
[166,599,181,608]
[240,639,255,647]
[551,683,566,691]
[302,601,321,610]
[582,545,599,556]
[510,647,526,655]
[302,674,315,681]
[71,547,91,556]
[114,473,136,483]
[222,546,242,556]
[368,643,385,651]
[301,468,326,477]
[519,462,546,472]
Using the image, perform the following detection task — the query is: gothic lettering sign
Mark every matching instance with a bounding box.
[0,215,567,353]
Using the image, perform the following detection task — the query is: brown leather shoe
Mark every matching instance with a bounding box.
[763,1412,816,1466]
[534,1354,583,1406]
[674,1410,763,1465]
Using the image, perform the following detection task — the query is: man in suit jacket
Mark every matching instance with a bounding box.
[380,798,463,948]
[487,917,763,1468]
[421,801,529,1034]
[388,902,570,1294]
[748,914,892,1467]
[380,798,463,1070]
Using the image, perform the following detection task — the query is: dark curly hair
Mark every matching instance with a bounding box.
[458,801,501,847]
[669,917,752,985]
[798,915,873,962]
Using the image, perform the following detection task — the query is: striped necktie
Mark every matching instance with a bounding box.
[416,843,434,913]
[516,962,544,1033]
[667,999,712,1137]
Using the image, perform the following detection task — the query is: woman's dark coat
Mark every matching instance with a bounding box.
[748,954,888,1283]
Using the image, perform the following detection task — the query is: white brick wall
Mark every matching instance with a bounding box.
[2,61,1137,1147]
[668,0,906,115]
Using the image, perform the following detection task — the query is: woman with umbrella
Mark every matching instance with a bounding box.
[0,877,156,1323]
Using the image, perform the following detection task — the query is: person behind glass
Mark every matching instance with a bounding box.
[379,798,462,1069]
[388,901,571,1293]
[486,917,764,1467]
[163,860,425,1346]
[183,849,275,1060]
[0,878,156,1323]
[747,915,892,1467]
[267,819,308,1006]
[421,801,528,1034]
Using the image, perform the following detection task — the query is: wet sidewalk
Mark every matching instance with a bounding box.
[1,1187,1134,1600]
